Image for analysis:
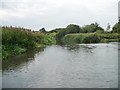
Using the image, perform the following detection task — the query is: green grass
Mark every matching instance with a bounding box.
[61,33,120,45]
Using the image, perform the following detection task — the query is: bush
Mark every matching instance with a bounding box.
[2,27,35,48]
[81,23,104,33]
[82,34,100,43]
[61,33,120,45]
[112,22,120,33]
[2,26,56,59]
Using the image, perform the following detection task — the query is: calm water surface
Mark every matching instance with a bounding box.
[2,43,118,88]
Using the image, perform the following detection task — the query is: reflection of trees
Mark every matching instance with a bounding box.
[64,44,96,53]
[2,47,45,71]
[66,45,80,51]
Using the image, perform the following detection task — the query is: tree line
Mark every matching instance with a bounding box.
[1,21,120,59]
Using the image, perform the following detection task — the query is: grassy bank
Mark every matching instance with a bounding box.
[61,33,120,45]
[2,26,56,59]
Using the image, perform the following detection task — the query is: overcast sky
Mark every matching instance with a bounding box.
[0,0,119,31]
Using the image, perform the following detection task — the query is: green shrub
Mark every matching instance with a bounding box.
[112,22,120,33]
[2,27,56,59]
[61,33,120,45]
[82,34,100,43]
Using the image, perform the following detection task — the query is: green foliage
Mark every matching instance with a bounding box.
[82,34,100,43]
[35,33,56,45]
[96,33,120,40]
[66,24,81,33]
[2,26,56,59]
[2,45,26,59]
[56,29,67,44]
[81,23,104,33]
[112,22,120,33]
[61,33,120,45]
[61,34,80,44]
[55,23,104,44]
[49,28,66,33]
[61,33,100,44]
[2,21,120,59]
[55,22,120,44]
[2,27,35,48]
[56,24,81,44]
[95,30,104,34]
[0,45,2,60]
[39,28,46,33]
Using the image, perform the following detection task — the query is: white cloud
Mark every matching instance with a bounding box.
[0,0,119,30]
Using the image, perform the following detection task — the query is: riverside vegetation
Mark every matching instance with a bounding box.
[2,22,120,59]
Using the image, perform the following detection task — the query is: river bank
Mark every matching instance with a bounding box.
[2,26,56,59]
[2,22,120,60]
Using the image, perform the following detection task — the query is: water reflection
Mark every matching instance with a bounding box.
[2,47,45,71]
[2,43,118,88]
[62,44,96,54]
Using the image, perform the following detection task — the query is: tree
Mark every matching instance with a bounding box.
[66,24,81,33]
[39,28,46,33]
[82,22,104,33]
[56,24,81,44]
[49,28,65,33]
[56,29,67,44]
[112,22,120,33]
[106,23,111,32]
[95,22,99,27]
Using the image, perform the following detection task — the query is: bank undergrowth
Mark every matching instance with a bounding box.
[2,26,56,59]
[61,33,120,45]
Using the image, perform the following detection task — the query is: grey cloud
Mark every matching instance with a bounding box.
[1,0,119,31]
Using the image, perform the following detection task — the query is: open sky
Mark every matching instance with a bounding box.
[0,0,119,31]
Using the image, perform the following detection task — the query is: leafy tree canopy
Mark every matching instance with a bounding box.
[82,22,104,33]
[66,24,81,33]
[112,22,120,33]
[39,28,46,33]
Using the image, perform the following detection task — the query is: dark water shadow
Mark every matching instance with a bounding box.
[61,44,96,53]
[2,47,45,72]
